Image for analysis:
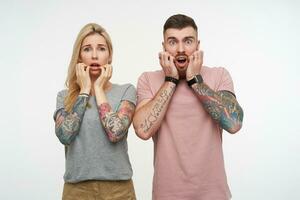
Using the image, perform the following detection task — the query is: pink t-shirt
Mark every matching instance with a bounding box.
[137,66,235,200]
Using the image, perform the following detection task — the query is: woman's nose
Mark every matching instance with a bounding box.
[92,49,98,59]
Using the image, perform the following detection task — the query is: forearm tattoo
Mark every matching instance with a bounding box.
[140,84,176,133]
[98,101,135,142]
[55,95,89,145]
[193,83,243,132]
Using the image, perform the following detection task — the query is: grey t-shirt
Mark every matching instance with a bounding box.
[54,83,136,183]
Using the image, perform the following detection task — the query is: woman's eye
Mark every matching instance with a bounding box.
[99,47,106,51]
[83,47,91,52]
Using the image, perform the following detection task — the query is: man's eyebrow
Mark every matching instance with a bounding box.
[184,36,196,40]
[167,36,177,40]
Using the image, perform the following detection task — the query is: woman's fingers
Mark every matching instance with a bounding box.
[106,64,112,78]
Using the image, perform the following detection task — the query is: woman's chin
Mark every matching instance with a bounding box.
[89,71,101,78]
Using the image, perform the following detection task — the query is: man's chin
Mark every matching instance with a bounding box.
[175,64,188,72]
[175,65,188,79]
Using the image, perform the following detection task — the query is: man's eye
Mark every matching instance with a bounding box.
[186,40,193,45]
[169,40,176,45]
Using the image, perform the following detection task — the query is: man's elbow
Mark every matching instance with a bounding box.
[133,125,152,140]
[137,132,152,140]
[224,109,244,134]
[226,122,243,134]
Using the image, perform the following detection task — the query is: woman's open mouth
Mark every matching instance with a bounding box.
[90,63,101,70]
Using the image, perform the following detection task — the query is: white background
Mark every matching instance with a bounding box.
[1,0,299,199]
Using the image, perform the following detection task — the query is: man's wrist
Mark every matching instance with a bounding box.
[187,74,203,87]
[165,76,179,86]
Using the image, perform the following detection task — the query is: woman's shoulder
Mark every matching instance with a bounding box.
[112,83,136,91]
[56,89,68,99]
[111,83,136,99]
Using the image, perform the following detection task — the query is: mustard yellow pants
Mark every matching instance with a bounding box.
[62,179,136,200]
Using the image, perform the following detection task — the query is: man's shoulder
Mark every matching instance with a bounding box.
[202,66,232,81]
[202,66,228,75]
[139,69,164,77]
[138,69,164,81]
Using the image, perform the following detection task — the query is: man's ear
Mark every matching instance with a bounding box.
[162,42,166,51]
[196,40,200,51]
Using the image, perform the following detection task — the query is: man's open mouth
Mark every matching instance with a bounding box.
[175,55,189,68]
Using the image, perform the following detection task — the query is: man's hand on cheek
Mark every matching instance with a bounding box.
[186,50,203,81]
[159,51,179,79]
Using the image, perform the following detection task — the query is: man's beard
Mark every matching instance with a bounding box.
[174,52,189,79]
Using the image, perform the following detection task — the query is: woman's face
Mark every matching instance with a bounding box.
[79,33,110,78]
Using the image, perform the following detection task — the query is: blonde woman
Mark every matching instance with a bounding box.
[53,23,136,199]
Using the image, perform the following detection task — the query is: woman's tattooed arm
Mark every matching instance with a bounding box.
[55,95,89,145]
[191,83,244,133]
[98,100,136,143]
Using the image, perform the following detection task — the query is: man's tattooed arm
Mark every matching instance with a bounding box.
[191,83,244,133]
[55,95,89,145]
[133,82,176,140]
[97,100,136,143]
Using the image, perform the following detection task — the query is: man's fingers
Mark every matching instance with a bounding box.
[169,56,175,68]
[200,50,204,61]
[163,53,169,67]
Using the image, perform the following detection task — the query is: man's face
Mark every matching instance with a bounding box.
[163,26,199,76]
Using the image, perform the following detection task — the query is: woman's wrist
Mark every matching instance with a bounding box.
[94,85,105,94]
[94,88,107,105]
[80,87,91,95]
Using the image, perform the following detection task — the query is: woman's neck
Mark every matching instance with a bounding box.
[90,80,112,96]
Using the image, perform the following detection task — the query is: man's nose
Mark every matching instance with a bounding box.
[177,42,184,53]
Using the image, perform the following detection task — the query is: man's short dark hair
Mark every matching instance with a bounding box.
[163,14,198,34]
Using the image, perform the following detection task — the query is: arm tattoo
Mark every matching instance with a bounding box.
[98,101,135,142]
[193,83,244,133]
[140,84,175,133]
[55,95,89,145]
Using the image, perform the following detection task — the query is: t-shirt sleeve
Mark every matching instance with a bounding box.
[216,67,235,95]
[121,84,137,106]
[136,72,153,104]
[53,90,67,120]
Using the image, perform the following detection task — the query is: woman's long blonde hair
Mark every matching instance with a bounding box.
[64,23,113,112]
